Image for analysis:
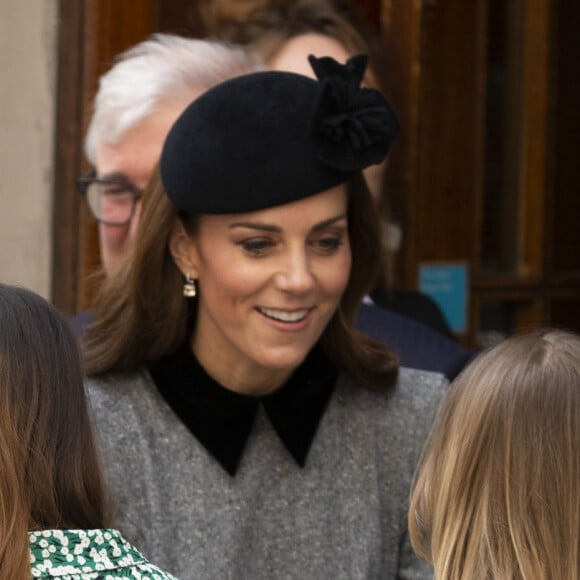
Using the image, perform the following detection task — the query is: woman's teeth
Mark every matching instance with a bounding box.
[258,307,309,322]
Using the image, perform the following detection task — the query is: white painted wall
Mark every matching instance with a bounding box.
[0,0,58,298]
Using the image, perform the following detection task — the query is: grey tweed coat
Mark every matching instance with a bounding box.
[87,367,445,580]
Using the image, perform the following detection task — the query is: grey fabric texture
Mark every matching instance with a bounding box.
[87,367,446,580]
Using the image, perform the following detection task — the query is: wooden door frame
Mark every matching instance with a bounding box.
[52,0,160,316]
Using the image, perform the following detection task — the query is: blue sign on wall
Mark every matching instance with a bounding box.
[418,263,469,333]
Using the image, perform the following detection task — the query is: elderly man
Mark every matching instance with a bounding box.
[78,33,260,275]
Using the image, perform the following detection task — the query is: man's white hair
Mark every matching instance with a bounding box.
[84,33,260,163]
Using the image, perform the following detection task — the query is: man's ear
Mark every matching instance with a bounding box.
[169,218,200,278]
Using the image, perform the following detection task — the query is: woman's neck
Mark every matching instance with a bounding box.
[191,337,294,396]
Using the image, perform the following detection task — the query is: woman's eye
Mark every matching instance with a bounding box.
[237,239,273,255]
[314,236,343,253]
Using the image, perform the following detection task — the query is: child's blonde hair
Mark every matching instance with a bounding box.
[409,328,580,579]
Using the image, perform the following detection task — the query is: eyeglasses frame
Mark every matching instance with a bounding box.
[77,169,144,226]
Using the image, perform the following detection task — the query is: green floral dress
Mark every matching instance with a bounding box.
[29,529,178,579]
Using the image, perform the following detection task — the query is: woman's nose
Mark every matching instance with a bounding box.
[274,250,315,294]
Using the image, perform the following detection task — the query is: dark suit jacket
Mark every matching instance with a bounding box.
[356,302,474,380]
[370,286,455,339]
[70,310,94,337]
[72,303,474,382]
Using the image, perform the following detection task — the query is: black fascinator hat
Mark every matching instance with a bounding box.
[160,53,399,214]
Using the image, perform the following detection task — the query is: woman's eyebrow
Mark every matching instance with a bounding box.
[228,222,280,233]
[311,214,348,232]
[228,213,347,233]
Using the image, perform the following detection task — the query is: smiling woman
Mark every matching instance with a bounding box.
[81,54,447,580]
[170,184,351,394]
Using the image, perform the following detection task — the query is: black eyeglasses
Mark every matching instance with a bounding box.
[77,170,143,226]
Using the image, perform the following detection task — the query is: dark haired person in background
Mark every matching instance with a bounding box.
[0,283,176,579]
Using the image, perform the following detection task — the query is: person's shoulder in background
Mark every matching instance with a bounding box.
[371,286,455,339]
[356,301,475,381]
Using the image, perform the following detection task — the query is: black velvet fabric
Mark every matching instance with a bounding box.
[148,343,337,476]
[160,54,399,214]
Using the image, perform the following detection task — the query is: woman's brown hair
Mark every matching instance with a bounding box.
[83,165,398,390]
[0,284,108,579]
[409,329,580,579]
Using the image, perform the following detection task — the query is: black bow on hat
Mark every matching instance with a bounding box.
[310,53,399,171]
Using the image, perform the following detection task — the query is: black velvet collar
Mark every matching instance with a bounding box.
[147,343,337,476]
